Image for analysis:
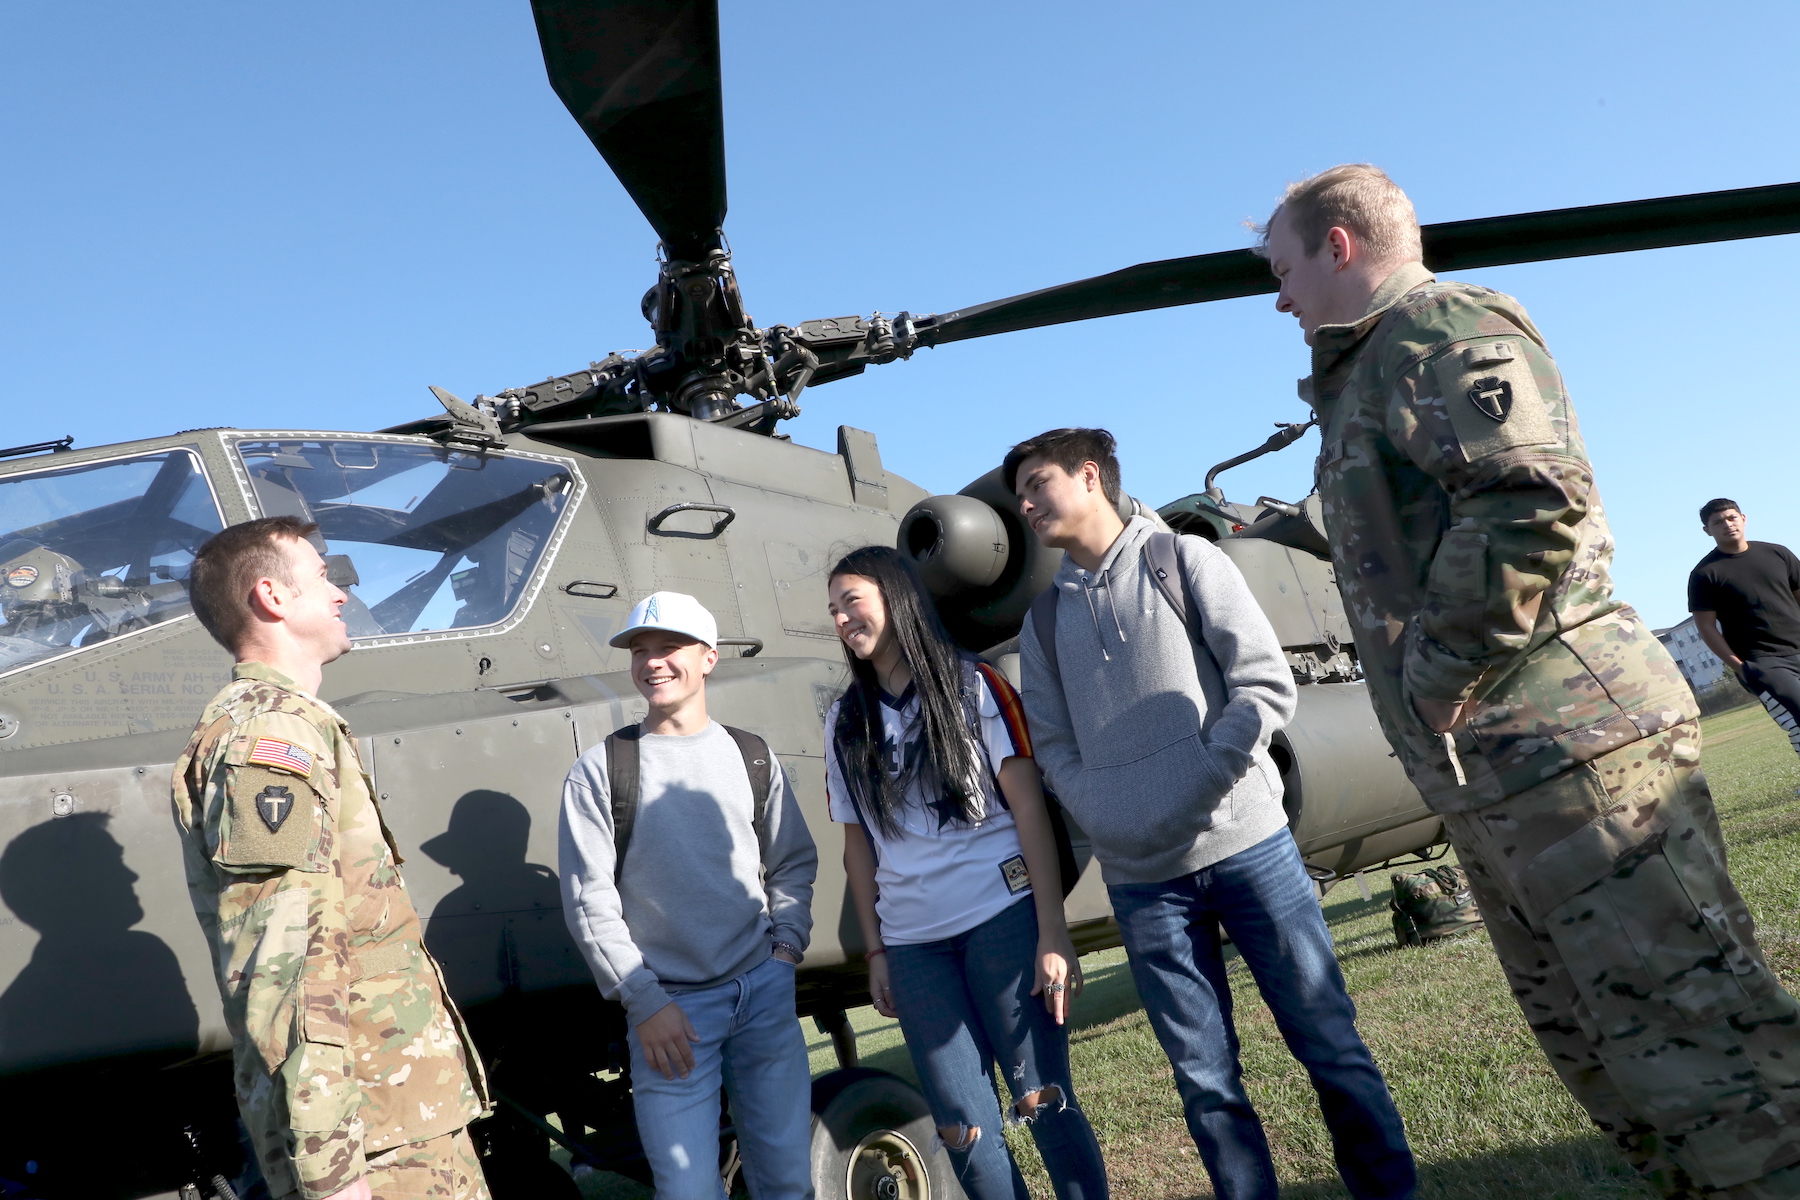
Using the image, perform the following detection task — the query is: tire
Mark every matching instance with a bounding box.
[810,1069,963,1200]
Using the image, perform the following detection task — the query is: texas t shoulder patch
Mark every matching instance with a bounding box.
[255,783,296,832]
[247,737,315,779]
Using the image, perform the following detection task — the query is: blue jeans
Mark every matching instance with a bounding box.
[886,896,1109,1200]
[628,954,814,1200]
[1108,829,1415,1200]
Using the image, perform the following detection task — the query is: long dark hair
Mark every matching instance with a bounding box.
[829,545,986,839]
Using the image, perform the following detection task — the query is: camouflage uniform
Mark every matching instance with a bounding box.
[172,662,490,1200]
[1308,262,1800,1197]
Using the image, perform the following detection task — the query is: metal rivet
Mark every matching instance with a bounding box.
[454,728,463,736]
[394,737,402,744]
[380,792,389,800]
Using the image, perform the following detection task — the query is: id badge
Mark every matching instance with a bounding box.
[999,855,1032,895]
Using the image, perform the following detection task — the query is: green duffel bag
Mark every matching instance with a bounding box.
[1389,865,1483,947]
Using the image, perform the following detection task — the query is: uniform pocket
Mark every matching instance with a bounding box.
[1427,529,1488,601]
[282,1039,357,1132]
[216,765,328,873]
[303,981,351,1047]
[1430,339,1558,462]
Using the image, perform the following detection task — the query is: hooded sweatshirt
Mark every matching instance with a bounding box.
[1020,516,1298,884]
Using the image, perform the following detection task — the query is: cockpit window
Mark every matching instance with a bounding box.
[0,449,224,675]
[235,440,575,638]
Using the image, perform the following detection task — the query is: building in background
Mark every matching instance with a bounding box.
[1657,616,1728,692]
[1660,617,1800,749]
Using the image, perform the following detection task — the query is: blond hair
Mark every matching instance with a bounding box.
[1253,164,1422,267]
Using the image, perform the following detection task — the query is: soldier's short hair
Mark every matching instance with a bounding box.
[189,516,320,653]
[1253,164,1423,268]
[1003,428,1121,506]
[1699,498,1742,525]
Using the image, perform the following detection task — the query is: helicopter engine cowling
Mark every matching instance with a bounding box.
[901,468,1167,651]
[899,494,1009,597]
[898,467,1053,649]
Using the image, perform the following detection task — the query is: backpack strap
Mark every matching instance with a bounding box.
[1029,585,1061,682]
[609,723,776,878]
[604,724,644,882]
[973,660,1082,899]
[1030,531,1200,684]
[721,725,775,850]
[1143,531,1197,638]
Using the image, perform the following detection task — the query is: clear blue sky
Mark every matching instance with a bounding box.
[3,1,1795,629]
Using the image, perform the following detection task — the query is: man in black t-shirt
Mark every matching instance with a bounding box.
[1688,497,1800,753]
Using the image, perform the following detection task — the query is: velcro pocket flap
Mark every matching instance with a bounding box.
[216,765,327,872]
[1432,339,1557,462]
[353,939,415,981]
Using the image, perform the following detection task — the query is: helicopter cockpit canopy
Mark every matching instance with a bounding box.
[0,448,225,675]
[235,439,576,638]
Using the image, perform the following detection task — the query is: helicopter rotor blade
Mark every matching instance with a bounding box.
[914,180,1800,346]
[530,0,726,262]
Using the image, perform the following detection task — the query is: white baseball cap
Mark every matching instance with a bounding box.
[610,590,718,649]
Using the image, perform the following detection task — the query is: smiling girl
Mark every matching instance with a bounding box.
[823,544,1107,1200]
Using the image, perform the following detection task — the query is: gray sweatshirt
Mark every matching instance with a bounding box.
[1020,516,1298,884]
[558,721,818,1026]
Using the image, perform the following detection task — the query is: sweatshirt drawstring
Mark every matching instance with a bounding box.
[1103,570,1128,645]
[1077,569,1129,661]
[1081,583,1110,662]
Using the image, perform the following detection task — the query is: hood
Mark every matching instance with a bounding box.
[1053,515,1155,593]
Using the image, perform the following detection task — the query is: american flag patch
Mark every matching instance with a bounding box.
[248,737,315,778]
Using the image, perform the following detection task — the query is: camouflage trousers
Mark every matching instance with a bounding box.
[1442,720,1800,1199]
[363,1127,489,1200]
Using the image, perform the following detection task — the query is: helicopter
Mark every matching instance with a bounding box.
[1,2,1798,1199]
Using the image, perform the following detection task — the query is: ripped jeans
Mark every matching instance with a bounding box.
[886,896,1108,1200]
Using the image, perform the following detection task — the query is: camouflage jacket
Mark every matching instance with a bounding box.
[171,662,489,1200]
[1308,262,1695,812]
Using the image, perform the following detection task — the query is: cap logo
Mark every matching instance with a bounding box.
[644,596,661,623]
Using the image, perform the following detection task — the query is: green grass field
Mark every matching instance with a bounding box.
[577,702,1800,1199]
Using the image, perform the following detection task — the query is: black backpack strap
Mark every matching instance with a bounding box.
[1029,585,1061,682]
[1143,531,1195,636]
[721,725,775,848]
[605,724,644,882]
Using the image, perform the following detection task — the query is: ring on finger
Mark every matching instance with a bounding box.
[1046,982,1065,993]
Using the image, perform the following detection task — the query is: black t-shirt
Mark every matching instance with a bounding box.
[1688,541,1800,659]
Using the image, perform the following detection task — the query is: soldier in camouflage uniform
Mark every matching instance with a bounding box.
[1259,165,1800,1198]
[171,516,490,1200]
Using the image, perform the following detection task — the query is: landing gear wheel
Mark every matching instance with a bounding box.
[810,1069,960,1200]
[845,1127,932,1200]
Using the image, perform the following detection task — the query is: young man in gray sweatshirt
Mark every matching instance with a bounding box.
[559,590,818,1200]
[1009,429,1414,1200]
